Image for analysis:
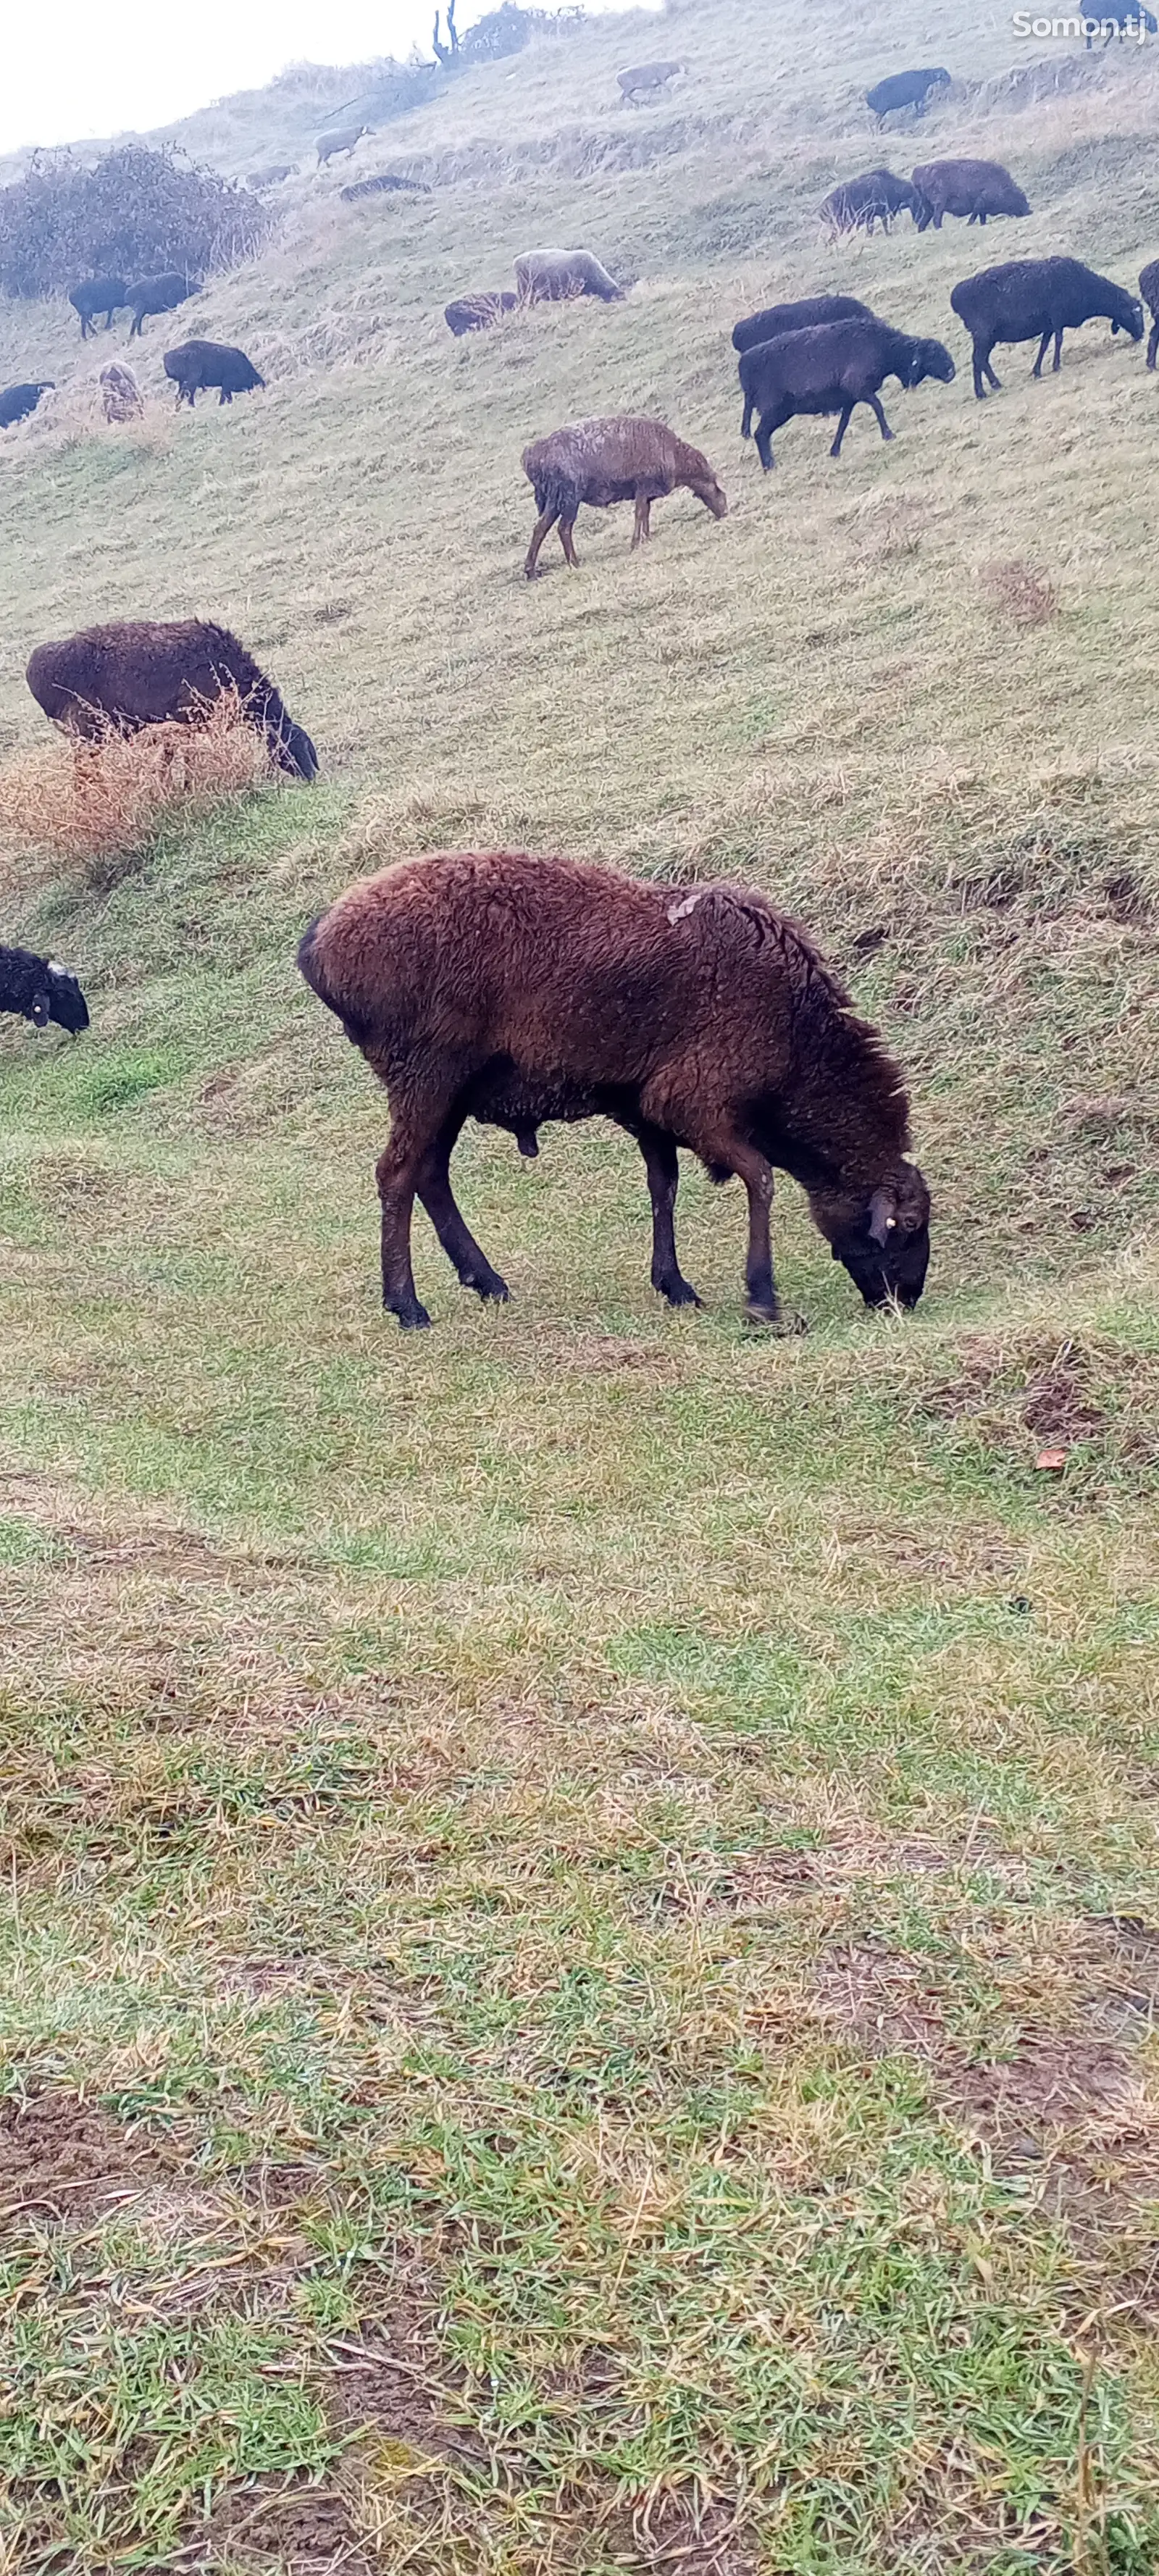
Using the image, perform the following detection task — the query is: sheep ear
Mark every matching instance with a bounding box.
[868,1186,898,1247]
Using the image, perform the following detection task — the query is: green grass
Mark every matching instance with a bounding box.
[1,0,1158,2567]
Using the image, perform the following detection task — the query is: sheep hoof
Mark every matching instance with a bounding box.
[469,1275,510,1302]
[745,1303,807,1335]
[393,1301,432,1329]
[656,1277,703,1308]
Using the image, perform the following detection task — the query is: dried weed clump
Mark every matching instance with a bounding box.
[979,559,1060,628]
[0,695,273,885]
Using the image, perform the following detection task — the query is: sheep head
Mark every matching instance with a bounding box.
[31,960,89,1034]
[908,338,955,388]
[816,1162,931,1310]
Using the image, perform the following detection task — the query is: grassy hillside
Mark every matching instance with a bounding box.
[1,1,1158,2567]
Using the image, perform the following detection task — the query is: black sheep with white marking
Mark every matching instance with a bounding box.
[0,948,89,1034]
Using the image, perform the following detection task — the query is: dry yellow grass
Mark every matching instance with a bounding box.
[0,694,276,888]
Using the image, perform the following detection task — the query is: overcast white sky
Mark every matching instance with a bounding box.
[3,0,628,155]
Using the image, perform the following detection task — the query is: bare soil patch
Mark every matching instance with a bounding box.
[0,2089,175,2225]
[192,2472,372,2573]
[915,1331,1159,1485]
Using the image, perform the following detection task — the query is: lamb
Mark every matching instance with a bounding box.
[737,319,955,469]
[126,273,199,339]
[296,850,931,1331]
[0,382,53,429]
[820,170,923,238]
[732,293,874,356]
[911,159,1030,230]
[317,123,371,165]
[950,256,1144,397]
[342,172,431,200]
[0,946,88,1035]
[163,340,265,408]
[26,621,318,782]
[1139,257,1159,367]
[522,416,727,576]
[99,364,143,423]
[69,275,127,337]
[445,290,519,335]
[866,67,950,121]
[617,59,682,102]
[514,249,624,305]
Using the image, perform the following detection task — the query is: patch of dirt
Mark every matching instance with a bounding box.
[697,1827,1024,1918]
[0,2090,174,2224]
[194,2472,372,2572]
[817,1933,1159,2249]
[540,1331,687,1379]
[915,1332,1159,1484]
[327,2298,492,2477]
[599,2493,756,2575]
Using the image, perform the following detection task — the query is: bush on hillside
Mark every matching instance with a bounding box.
[0,695,273,886]
[0,144,269,301]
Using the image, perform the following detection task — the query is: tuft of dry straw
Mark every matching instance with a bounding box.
[979,559,1059,628]
[0,693,273,886]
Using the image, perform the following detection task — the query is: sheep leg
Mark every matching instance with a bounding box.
[1051,328,1064,372]
[829,403,858,457]
[728,1140,781,1323]
[637,1125,701,1308]
[415,1118,510,1302]
[869,395,893,443]
[376,1063,481,1327]
[559,516,580,567]
[1032,331,1052,377]
[524,508,558,577]
[631,495,652,548]
[754,404,790,470]
[740,393,753,438]
[1148,317,1158,369]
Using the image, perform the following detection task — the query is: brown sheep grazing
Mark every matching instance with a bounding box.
[99,364,143,422]
[297,850,931,1331]
[514,248,624,304]
[912,159,1030,230]
[1139,258,1159,367]
[26,621,317,781]
[522,415,727,576]
[445,290,518,335]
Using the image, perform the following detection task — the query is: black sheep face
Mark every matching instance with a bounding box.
[1113,297,1145,341]
[829,1166,932,1310]
[38,963,90,1033]
[909,339,955,387]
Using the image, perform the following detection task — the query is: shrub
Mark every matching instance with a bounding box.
[0,143,269,302]
[0,694,273,887]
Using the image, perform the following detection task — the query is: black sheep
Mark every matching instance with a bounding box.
[1087,4,1156,40]
[163,340,265,408]
[0,946,88,1034]
[820,170,923,237]
[0,382,53,430]
[950,256,1144,397]
[738,319,955,468]
[342,172,431,199]
[733,296,876,437]
[27,620,317,782]
[866,67,950,121]
[126,274,199,339]
[69,276,127,338]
